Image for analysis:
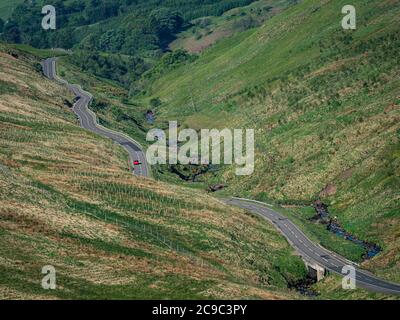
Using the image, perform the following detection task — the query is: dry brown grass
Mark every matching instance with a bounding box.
[0,46,302,299]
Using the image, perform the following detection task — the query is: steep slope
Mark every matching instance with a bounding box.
[170,0,294,53]
[4,0,261,53]
[0,43,311,299]
[136,0,400,281]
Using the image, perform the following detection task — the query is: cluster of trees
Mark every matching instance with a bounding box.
[0,1,179,51]
[0,0,258,93]
[2,0,258,52]
[67,51,149,87]
[63,28,197,92]
[144,49,197,79]
[166,0,257,20]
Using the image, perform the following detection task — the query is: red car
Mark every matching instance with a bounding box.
[133,160,141,166]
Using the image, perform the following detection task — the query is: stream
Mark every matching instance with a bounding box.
[312,200,381,259]
[291,201,381,296]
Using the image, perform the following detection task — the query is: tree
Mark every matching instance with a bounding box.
[3,20,21,43]
[148,8,183,48]
[150,98,162,108]
[98,29,125,52]
[50,27,76,49]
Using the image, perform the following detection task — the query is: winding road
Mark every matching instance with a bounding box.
[42,57,399,296]
[42,58,149,177]
[226,198,400,295]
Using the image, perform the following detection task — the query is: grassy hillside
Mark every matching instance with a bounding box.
[0,43,315,299]
[170,0,293,53]
[135,0,400,281]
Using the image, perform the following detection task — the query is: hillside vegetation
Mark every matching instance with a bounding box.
[0,43,314,299]
[136,0,400,281]
[2,0,268,90]
[170,0,294,53]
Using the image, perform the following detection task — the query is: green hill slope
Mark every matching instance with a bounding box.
[137,0,400,281]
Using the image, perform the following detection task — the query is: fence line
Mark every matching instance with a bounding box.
[69,204,210,269]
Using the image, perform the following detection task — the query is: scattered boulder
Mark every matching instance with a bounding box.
[208,184,226,192]
[7,50,19,59]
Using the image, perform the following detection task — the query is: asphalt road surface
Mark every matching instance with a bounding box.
[42,58,149,177]
[226,198,400,295]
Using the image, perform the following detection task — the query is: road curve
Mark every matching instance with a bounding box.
[226,197,400,295]
[42,58,149,177]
